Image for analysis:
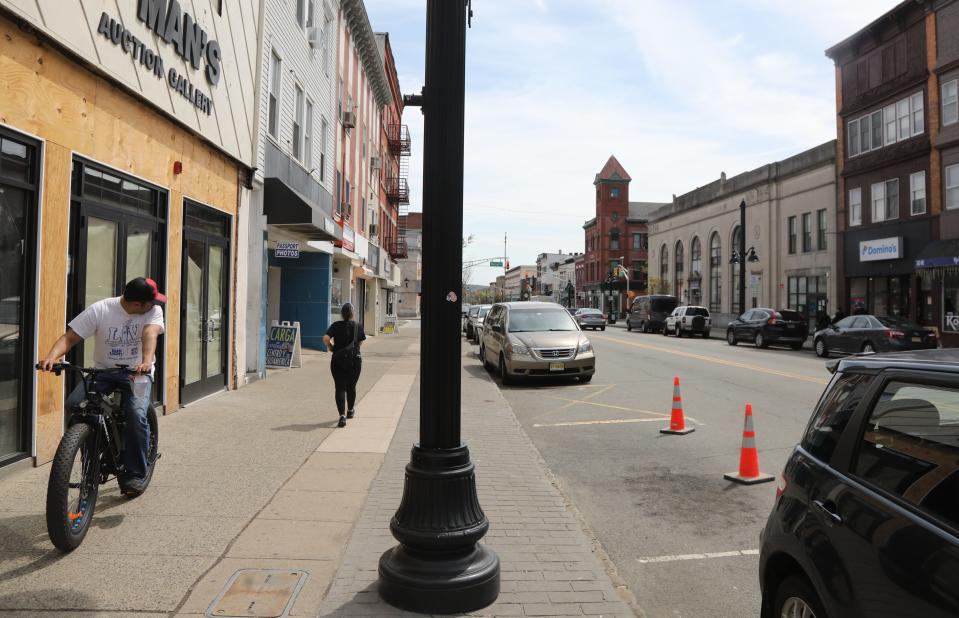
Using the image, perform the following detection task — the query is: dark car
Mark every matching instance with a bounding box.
[726,308,807,350]
[759,350,959,618]
[574,308,606,331]
[813,314,938,358]
[626,295,678,333]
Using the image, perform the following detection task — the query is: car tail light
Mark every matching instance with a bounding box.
[928,331,938,339]
[775,472,788,500]
[601,314,607,320]
[886,330,905,339]
[767,312,781,326]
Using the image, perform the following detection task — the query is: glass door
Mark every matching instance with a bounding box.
[0,131,39,466]
[180,201,230,404]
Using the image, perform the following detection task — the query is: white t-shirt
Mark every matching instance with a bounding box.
[68,297,165,374]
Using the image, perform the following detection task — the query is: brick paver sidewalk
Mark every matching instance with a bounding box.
[321,343,636,617]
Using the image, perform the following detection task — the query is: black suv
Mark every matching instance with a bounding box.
[759,350,959,618]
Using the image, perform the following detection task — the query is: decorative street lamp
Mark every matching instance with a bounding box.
[728,199,760,314]
[377,1,500,614]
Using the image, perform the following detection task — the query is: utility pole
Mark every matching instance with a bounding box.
[739,199,746,314]
[378,1,500,613]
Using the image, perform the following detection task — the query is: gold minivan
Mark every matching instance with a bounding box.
[479,302,596,385]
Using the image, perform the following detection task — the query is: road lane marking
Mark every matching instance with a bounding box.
[590,334,829,385]
[559,383,616,410]
[534,418,668,428]
[541,394,669,417]
[636,549,759,564]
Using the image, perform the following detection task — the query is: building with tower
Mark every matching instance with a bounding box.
[579,156,666,315]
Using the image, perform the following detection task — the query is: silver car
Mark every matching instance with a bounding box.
[471,304,492,344]
[574,308,606,331]
[479,302,596,385]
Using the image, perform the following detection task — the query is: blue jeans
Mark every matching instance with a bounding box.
[65,374,152,481]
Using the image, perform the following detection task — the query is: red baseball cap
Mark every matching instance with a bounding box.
[124,277,167,305]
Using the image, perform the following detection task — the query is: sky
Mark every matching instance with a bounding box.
[364,0,903,287]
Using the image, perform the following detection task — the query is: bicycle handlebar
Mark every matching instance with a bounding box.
[35,362,135,377]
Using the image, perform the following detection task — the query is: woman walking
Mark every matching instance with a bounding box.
[324,303,366,427]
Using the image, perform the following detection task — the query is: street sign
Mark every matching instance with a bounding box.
[489,261,503,267]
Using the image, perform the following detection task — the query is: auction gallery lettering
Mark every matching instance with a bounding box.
[96,0,223,116]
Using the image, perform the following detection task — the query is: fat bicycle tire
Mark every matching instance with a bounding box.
[46,423,100,551]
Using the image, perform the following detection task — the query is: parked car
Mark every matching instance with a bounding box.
[759,350,959,618]
[664,306,711,337]
[461,304,472,333]
[479,302,595,385]
[726,308,807,350]
[465,305,482,339]
[626,295,678,333]
[471,304,492,344]
[813,314,938,358]
[574,308,606,331]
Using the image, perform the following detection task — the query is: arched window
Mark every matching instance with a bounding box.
[659,244,669,293]
[674,240,684,302]
[689,237,702,306]
[709,232,721,312]
[730,225,742,314]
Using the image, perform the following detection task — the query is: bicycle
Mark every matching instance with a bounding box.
[35,362,159,551]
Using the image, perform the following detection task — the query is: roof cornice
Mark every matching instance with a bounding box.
[341,0,392,108]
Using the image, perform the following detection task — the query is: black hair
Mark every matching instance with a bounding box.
[341,302,355,321]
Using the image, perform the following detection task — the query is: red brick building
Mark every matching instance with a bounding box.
[579,156,666,314]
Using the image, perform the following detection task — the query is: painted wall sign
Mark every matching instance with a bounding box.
[274,241,299,258]
[859,237,902,262]
[94,0,219,116]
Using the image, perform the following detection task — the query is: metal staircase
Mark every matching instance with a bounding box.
[386,124,411,260]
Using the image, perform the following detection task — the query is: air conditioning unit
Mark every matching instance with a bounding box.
[341,111,356,128]
[370,156,381,170]
[306,27,323,48]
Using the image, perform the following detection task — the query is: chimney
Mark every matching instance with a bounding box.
[720,171,727,183]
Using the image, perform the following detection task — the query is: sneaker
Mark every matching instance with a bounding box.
[337,415,347,428]
[347,408,355,419]
[120,477,146,498]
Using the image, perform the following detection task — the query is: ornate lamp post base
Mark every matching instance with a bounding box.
[378,444,500,613]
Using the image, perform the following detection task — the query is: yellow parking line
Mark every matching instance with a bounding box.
[589,334,829,385]
[534,418,667,428]
[541,394,669,417]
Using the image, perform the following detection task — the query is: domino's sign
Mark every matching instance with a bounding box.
[859,237,902,262]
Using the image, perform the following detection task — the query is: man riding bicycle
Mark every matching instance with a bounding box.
[39,277,166,497]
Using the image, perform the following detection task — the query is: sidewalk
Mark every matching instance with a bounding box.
[0,323,635,617]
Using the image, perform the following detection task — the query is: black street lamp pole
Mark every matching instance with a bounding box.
[378,1,500,614]
[739,199,746,315]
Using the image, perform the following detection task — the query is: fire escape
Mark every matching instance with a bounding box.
[386,124,411,260]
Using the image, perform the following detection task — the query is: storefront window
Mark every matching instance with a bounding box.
[945,274,959,333]
[871,278,888,316]
[849,278,867,315]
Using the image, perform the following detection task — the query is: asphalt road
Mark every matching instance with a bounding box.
[472,324,833,618]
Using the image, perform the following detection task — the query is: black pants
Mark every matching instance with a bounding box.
[331,359,362,415]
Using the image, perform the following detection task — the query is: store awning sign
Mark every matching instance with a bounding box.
[915,256,959,268]
[274,241,299,258]
[859,237,901,262]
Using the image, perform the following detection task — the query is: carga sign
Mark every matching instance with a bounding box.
[859,237,901,262]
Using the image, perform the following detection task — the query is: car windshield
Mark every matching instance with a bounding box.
[778,310,804,321]
[509,309,578,332]
[478,307,490,317]
[875,316,922,330]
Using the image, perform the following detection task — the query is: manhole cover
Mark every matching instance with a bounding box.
[206,569,308,617]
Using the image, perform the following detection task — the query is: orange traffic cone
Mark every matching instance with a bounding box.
[660,376,694,435]
[724,404,774,485]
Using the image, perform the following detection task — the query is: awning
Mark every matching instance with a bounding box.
[264,178,341,242]
[914,240,959,270]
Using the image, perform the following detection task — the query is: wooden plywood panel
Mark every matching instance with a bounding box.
[35,142,71,464]
[165,190,184,412]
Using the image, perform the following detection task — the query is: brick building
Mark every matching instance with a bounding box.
[579,156,666,314]
[826,0,959,344]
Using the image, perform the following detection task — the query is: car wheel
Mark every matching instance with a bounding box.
[601,326,605,331]
[772,575,826,618]
[662,325,669,336]
[499,355,513,386]
[641,322,648,333]
[862,341,875,354]
[479,344,491,370]
[815,338,829,358]
[726,330,737,346]
[755,332,768,349]
[579,374,593,383]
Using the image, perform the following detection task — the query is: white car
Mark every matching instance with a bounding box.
[664,306,711,338]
